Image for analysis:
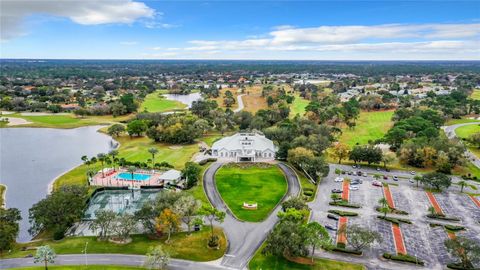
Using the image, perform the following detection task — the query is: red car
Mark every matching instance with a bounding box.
[372,180,382,187]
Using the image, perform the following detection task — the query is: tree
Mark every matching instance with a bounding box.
[458,180,467,193]
[29,185,88,237]
[413,175,422,188]
[420,172,452,191]
[281,196,308,212]
[263,220,309,258]
[468,132,480,149]
[127,120,147,137]
[331,142,350,164]
[107,124,125,137]
[340,224,382,252]
[109,150,119,170]
[330,193,341,202]
[378,197,389,218]
[181,162,202,188]
[0,208,21,254]
[445,236,480,269]
[97,153,107,177]
[120,93,138,113]
[112,213,136,242]
[34,245,56,270]
[200,205,225,247]
[89,209,116,240]
[349,145,383,165]
[144,245,170,270]
[148,148,159,168]
[381,152,396,169]
[304,222,332,261]
[173,195,201,234]
[155,208,180,243]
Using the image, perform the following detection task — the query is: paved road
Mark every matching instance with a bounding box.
[443,121,480,168]
[0,254,226,270]
[233,94,245,113]
[203,162,300,269]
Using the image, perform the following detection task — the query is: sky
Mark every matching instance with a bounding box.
[1,0,479,60]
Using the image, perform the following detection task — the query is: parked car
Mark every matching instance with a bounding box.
[372,180,382,187]
[410,171,416,175]
[383,175,388,180]
[334,177,344,182]
[331,188,343,193]
[352,165,357,169]
[376,167,381,171]
[393,175,399,181]
[327,214,339,220]
[325,224,337,231]
[347,171,353,175]
[349,186,359,191]
[362,172,368,177]
[351,179,363,184]
[409,179,415,183]
[357,171,363,176]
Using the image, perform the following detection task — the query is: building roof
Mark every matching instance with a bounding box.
[159,169,181,180]
[212,132,275,152]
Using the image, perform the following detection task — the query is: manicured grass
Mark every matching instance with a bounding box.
[249,243,365,270]
[140,90,186,113]
[470,89,480,100]
[0,184,6,207]
[184,164,212,207]
[3,228,226,261]
[201,134,223,147]
[3,113,132,129]
[446,118,480,125]
[215,164,287,222]
[339,110,394,146]
[290,94,309,117]
[455,124,480,139]
[10,266,146,270]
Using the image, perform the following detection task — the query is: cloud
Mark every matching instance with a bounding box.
[120,41,138,46]
[1,0,155,41]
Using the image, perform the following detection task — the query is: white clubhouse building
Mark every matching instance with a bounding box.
[211,131,277,162]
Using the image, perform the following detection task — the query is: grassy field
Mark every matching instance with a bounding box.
[3,228,226,261]
[249,243,365,270]
[140,90,187,113]
[0,184,6,208]
[290,94,309,117]
[339,110,394,146]
[455,124,480,139]
[470,89,480,100]
[242,86,268,113]
[2,113,132,129]
[215,164,287,222]
[10,266,147,270]
[445,118,480,125]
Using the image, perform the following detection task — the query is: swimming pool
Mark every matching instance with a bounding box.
[117,172,151,181]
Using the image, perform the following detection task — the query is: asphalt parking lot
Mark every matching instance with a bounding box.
[309,164,480,269]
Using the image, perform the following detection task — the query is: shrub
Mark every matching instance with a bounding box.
[329,201,361,208]
[383,253,424,265]
[336,242,346,249]
[447,263,473,270]
[303,190,314,196]
[208,235,219,248]
[377,215,412,224]
[328,210,358,217]
[445,225,465,231]
[375,206,408,215]
[427,214,461,222]
[198,158,217,166]
[53,229,65,240]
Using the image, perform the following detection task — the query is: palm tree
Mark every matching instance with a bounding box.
[148,148,159,169]
[458,180,467,193]
[109,150,119,170]
[127,166,137,180]
[414,175,422,188]
[97,153,106,177]
[378,197,389,217]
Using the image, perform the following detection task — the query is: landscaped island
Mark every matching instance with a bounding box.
[215,163,287,222]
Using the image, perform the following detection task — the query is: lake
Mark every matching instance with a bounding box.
[162,92,202,108]
[0,126,114,242]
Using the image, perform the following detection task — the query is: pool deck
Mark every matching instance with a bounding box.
[90,169,164,188]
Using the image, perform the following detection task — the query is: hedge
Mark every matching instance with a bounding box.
[377,215,412,224]
[382,253,424,265]
[329,201,361,208]
[427,214,461,222]
[327,214,339,220]
[198,158,217,165]
[447,263,475,270]
[328,210,359,217]
[332,247,362,255]
[303,190,314,196]
[445,225,465,231]
[375,206,409,215]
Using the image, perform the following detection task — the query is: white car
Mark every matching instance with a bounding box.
[349,186,359,191]
[334,177,344,182]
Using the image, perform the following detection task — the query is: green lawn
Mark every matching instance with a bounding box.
[3,228,226,261]
[446,118,480,125]
[140,90,186,113]
[339,110,394,146]
[215,164,287,222]
[249,243,365,270]
[184,163,212,207]
[455,124,480,139]
[289,164,317,202]
[201,134,223,147]
[470,89,480,100]
[10,266,146,270]
[290,94,309,117]
[3,113,132,129]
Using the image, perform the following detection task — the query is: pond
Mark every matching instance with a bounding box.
[162,92,202,108]
[0,126,114,242]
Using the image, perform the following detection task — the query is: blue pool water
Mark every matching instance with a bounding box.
[117,172,151,181]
